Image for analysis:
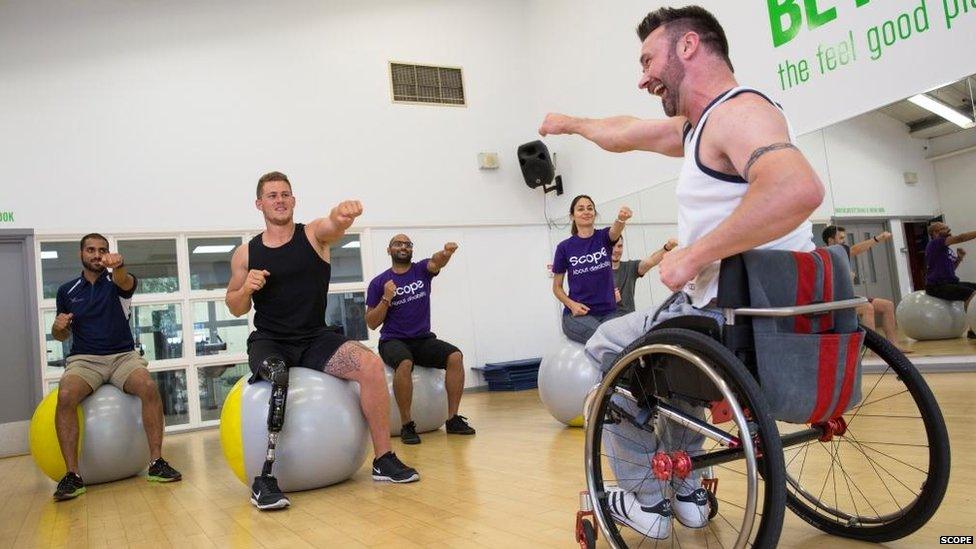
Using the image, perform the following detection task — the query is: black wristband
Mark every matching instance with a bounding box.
[872,236,878,243]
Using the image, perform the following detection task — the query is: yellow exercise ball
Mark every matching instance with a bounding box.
[29,390,82,481]
[219,377,248,484]
[29,385,150,484]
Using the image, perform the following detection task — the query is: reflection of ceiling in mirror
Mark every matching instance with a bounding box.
[878,75,975,139]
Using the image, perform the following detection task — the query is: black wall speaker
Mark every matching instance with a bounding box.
[517,140,563,195]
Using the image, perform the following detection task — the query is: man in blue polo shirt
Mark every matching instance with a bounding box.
[365,235,475,444]
[50,233,181,501]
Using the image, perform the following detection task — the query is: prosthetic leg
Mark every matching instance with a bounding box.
[260,357,289,477]
[250,357,291,510]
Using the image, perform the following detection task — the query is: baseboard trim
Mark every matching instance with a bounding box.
[0,420,30,458]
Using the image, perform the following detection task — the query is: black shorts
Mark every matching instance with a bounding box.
[378,335,460,370]
[247,328,349,382]
[925,282,976,302]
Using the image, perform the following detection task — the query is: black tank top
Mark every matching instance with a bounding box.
[248,223,331,338]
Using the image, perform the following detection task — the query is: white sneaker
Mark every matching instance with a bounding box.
[672,487,710,528]
[605,487,672,540]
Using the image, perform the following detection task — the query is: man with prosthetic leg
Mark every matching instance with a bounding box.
[227,171,419,511]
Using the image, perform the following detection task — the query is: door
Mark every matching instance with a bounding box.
[0,231,42,456]
[844,221,900,304]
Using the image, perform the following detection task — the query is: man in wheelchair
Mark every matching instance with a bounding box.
[540,5,826,539]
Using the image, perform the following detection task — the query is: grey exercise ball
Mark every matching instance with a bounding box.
[385,365,449,436]
[896,291,969,340]
[538,339,602,426]
[968,299,976,333]
[78,385,150,484]
[240,368,369,492]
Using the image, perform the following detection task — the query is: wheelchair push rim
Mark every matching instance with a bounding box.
[584,338,774,549]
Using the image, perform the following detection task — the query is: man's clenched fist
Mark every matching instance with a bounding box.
[244,269,270,294]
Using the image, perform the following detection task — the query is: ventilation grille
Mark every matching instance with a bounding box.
[390,62,465,106]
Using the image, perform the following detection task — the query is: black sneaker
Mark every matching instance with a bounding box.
[372,451,420,483]
[250,475,291,510]
[147,458,182,482]
[968,330,976,340]
[53,472,86,501]
[400,421,421,444]
[445,414,476,435]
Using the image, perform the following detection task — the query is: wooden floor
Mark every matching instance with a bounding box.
[2,372,973,548]
[899,334,976,358]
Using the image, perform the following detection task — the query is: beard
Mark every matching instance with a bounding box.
[82,258,105,274]
[392,250,413,265]
[659,50,685,117]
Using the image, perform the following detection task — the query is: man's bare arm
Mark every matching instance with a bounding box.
[309,200,364,246]
[539,113,687,157]
[946,231,976,246]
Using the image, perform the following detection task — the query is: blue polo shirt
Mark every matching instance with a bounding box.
[56,272,138,357]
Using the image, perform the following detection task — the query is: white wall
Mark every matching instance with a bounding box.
[0,0,540,232]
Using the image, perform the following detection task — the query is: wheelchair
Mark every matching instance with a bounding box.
[575,249,951,549]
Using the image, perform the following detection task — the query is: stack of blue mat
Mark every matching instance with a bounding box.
[474,358,542,391]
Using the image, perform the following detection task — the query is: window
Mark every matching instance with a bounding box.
[42,310,71,375]
[326,292,368,341]
[192,300,248,357]
[189,237,241,290]
[151,369,189,426]
[330,234,364,283]
[35,231,372,432]
[390,63,465,106]
[40,241,81,299]
[198,363,249,422]
[130,304,184,361]
[117,239,179,294]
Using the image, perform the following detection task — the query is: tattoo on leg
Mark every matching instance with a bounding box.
[324,341,371,377]
[743,142,798,181]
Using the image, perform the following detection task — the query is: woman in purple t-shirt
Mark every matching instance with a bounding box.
[552,194,632,343]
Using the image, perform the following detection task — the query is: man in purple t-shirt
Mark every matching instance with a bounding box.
[924,222,976,338]
[365,234,476,444]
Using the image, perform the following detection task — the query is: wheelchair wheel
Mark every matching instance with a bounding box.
[585,328,786,549]
[782,326,950,541]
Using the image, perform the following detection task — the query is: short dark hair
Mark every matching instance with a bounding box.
[256,171,292,198]
[637,6,734,72]
[822,225,845,243]
[80,233,109,250]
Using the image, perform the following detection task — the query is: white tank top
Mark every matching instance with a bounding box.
[677,86,814,307]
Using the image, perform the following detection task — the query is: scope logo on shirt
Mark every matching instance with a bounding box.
[394,280,425,296]
[569,249,608,266]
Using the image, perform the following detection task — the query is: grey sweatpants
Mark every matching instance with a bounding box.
[561,310,625,344]
[585,293,725,504]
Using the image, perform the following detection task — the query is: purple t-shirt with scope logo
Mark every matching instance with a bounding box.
[367,259,437,341]
[553,227,617,316]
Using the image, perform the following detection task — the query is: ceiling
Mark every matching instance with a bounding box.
[879,75,975,139]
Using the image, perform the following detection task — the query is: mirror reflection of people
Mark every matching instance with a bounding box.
[822,226,909,351]
[612,236,678,314]
[51,233,182,501]
[925,222,976,339]
[551,195,630,343]
[365,235,476,445]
